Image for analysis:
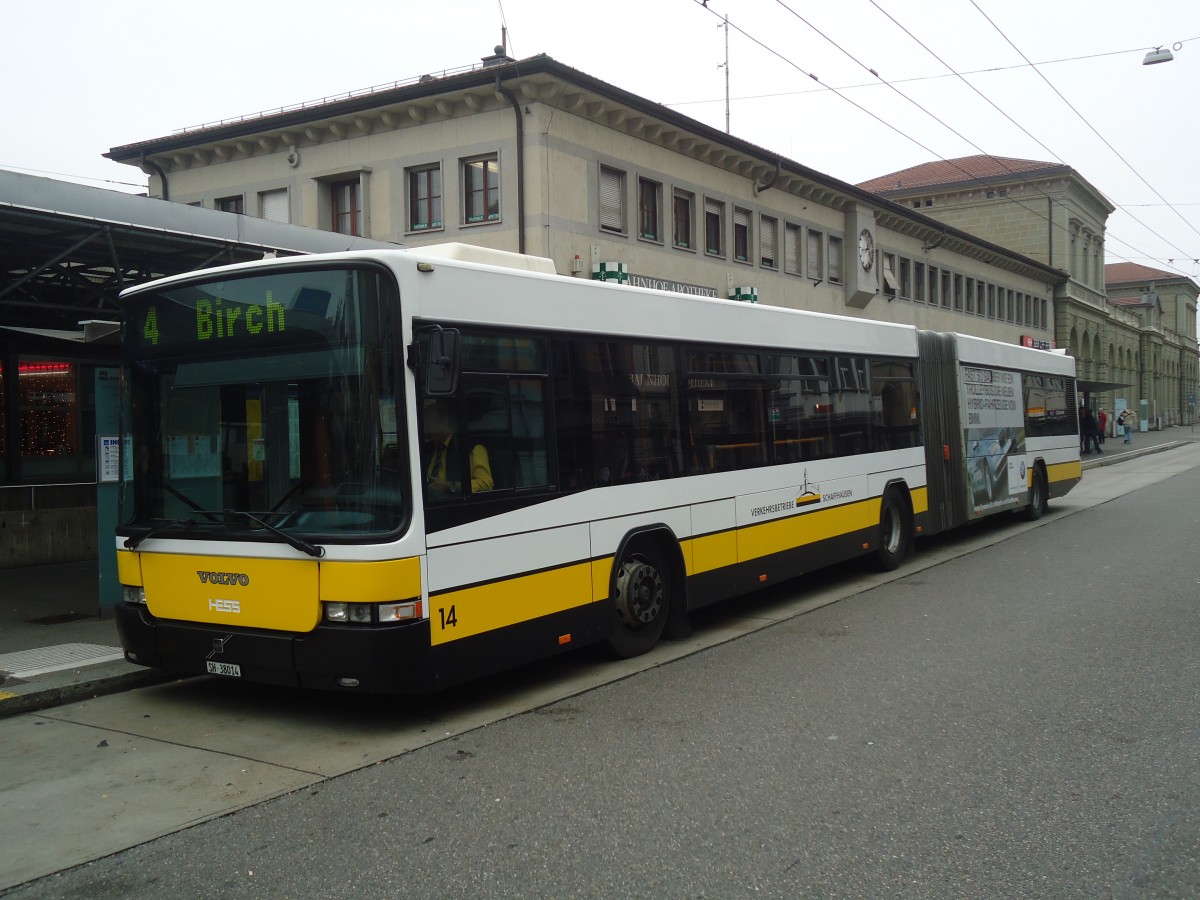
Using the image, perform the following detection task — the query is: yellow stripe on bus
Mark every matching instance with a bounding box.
[141,553,321,632]
[684,530,738,576]
[429,561,594,645]
[116,550,143,586]
[1047,460,1082,484]
[320,557,421,602]
[737,498,879,563]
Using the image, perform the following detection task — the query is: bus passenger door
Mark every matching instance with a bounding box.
[917,331,967,533]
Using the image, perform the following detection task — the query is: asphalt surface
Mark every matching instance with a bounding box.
[3,435,1198,898]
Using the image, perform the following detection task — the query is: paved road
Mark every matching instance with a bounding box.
[3,445,1199,897]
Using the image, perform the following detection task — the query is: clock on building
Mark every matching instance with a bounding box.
[858,228,875,270]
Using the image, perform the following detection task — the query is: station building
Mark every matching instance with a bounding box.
[856,155,1198,426]
[105,52,1064,347]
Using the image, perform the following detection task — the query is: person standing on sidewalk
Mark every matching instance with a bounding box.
[1080,406,1102,454]
[1098,408,1107,445]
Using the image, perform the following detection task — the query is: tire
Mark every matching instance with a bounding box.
[872,489,912,571]
[606,543,670,658]
[1022,465,1048,521]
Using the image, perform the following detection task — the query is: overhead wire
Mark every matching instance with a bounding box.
[873,0,1198,272]
[969,0,1200,250]
[782,0,1195,276]
[686,0,1196,277]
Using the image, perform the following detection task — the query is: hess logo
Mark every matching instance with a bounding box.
[208,598,241,613]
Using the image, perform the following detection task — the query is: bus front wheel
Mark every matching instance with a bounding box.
[607,545,670,658]
[873,489,912,571]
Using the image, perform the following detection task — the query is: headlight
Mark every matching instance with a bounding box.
[123,585,147,605]
[322,600,423,625]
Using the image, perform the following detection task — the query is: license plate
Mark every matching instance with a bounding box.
[206,661,242,677]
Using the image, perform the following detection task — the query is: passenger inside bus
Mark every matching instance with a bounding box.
[422,400,493,499]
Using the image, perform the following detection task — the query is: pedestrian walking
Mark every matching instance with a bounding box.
[1118,408,1133,444]
[1098,408,1107,445]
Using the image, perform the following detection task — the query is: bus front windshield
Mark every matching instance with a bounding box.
[119,264,407,541]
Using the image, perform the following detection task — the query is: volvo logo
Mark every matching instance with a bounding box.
[197,571,249,586]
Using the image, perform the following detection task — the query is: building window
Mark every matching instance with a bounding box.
[806,229,823,280]
[784,223,801,274]
[259,189,289,223]
[954,274,964,311]
[965,278,975,314]
[987,284,996,318]
[760,216,778,269]
[733,207,751,263]
[898,256,911,299]
[882,253,898,298]
[331,178,361,235]
[827,235,843,283]
[928,266,940,307]
[704,198,725,257]
[463,155,500,224]
[14,360,96,481]
[976,282,986,317]
[941,270,952,308]
[638,177,661,241]
[216,195,244,214]
[914,262,926,303]
[407,165,442,232]
[599,165,626,233]
[673,188,694,250]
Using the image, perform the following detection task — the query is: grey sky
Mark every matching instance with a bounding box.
[4,0,1197,277]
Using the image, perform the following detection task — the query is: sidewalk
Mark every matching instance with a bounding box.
[3,425,1199,718]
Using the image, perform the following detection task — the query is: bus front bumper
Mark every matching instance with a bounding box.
[115,603,436,694]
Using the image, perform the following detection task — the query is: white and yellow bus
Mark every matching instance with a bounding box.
[113,244,1081,693]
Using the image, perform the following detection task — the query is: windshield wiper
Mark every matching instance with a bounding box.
[218,509,326,558]
[123,518,199,550]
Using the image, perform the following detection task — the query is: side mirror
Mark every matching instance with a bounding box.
[424,327,459,396]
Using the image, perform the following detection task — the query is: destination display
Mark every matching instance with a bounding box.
[125,269,356,357]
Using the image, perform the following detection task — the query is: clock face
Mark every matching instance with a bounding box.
[858,228,875,270]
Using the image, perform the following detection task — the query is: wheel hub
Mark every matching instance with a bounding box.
[615,559,662,626]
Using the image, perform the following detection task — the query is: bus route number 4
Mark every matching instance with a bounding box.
[438,605,458,629]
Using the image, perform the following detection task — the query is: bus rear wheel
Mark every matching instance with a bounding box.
[1022,465,1048,521]
[607,545,670,658]
[872,488,912,571]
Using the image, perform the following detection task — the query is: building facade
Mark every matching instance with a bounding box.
[857,155,1197,426]
[1104,262,1199,426]
[107,54,1063,348]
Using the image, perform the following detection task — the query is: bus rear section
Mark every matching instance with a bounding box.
[918,330,1081,536]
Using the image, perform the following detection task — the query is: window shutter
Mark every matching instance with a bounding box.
[785,225,799,273]
[806,230,822,278]
[600,167,624,232]
[260,189,289,223]
[760,217,776,266]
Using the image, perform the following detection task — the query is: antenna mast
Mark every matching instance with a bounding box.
[723,15,730,133]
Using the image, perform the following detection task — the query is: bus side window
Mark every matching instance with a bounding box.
[509,377,549,488]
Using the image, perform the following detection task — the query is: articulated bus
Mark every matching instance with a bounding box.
[113,244,1081,693]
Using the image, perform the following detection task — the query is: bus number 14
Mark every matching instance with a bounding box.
[438,606,458,629]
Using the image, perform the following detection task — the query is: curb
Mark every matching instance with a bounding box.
[1080,439,1186,471]
[0,661,175,720]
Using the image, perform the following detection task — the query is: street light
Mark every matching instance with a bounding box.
[1143,44,1179,65]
